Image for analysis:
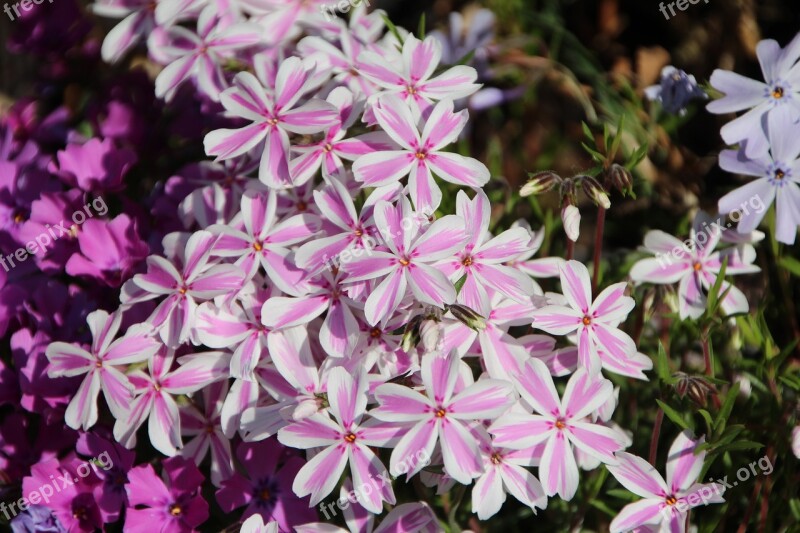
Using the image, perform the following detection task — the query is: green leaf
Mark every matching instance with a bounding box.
[719,440,763,452]
[581,142,605,163]
[455,49,476,66]
[698,409,714,434]
[625,144,648,169]
[656,400,691,430]
[610,114,624,160]
[381,15,404,47]
[588,498,618,517]
[779,256,800,277]
[656,342,672,384]
[714,382,740,434]
[606,489,639,501]
[582,121,594,141]
[706,256,729,316]
[454,274,468,294]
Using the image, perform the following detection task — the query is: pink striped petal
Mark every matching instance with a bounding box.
[514,359,562,417]
[666,430,705,494]
[348,443,395,513]
[204,122,268,161]
[390,419,438,478]
[606,452,668,498]
[373,95,421,150]
[406,263,456,308]
[277,413,342,449]
[609,498,665,533]
[372,383,433,422]
[559,260,592,313]
[567,421,626,463]
[149,393,182,456]
[439,418,483,483]
[422,101,467,151]
[353,151,414,186]
[561,369,613,420]
[540,431,579,499]
[292,444,349,505]
[447,379,514,420]
[427,152,489,187]
[489,413,553,449]
[364,268,407,326]
[65,371,101,430]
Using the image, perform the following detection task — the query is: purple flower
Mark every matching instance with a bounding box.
[215,439,315,531]
[707,33,800,156]
[22,454,103,532]
[10,505,66,533]
[645,66,707,115]
[718,111,800,244]
[76,431,136,522]
[124,456,209,533]
[66,214,150,286]
[55,137,137,191]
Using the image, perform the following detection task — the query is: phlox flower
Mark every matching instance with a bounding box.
[630,212,760,319]
[471,426,547,520]
[203,59,339,188]
[195,288,273,380]
[353,96,490,213]
[277,367,402,512]
[489,360,628,500]
[124,456,209,533]
[718,110,800,244]
[504,220,564,294]
[208,189,320,294]
[76,432,136,522]
[45,309,160,430]
[340,196,467,325]
[371,352,516,484]
[215,439,314,530]
[289,87,395,184]
[294,178,402,275]
[179,381,234,487]
[358,34,480,118]
[530,260,637,375]
[439,190,536,311]
[114,349,230,456]
[707,32,800,157]
[296,501,440,533]
[22,454,103,532]
[121,230,245,348]
[154,7,263,102]
[607,431,724,533]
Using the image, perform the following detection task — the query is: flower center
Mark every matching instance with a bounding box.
[462,256,473,267]
[267,118,279,126]
[406,84,417,95]
[169,504,182,516]
[775,169,785,180]
[772,87,785,99]
[297,201,307,211]
[435,408,447,418]
[354,228,363,237]
[490,453,502,465]
[12,212,25,224]
[554,418,566,430]
[665,495,678,506]
[693,262,702,271]
[253,241,263,252]
[370,327,381,338]
[95,360,103,368]
[582,316,592,326]
[259,488,271,501]
[178,286,187,295]
[415,151,427,160]
[344,432,357,443]
[399,258,410,266]
[323,143,333,153]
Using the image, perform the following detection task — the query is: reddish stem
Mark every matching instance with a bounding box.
[649,408,664,465]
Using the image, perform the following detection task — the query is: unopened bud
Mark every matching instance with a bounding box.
[609,164,633,196]
[419,319,443,353]
[401,315,423,353]
[580,175,611,209]
[448,304,487,331]
[561,204,581,242]
[521,171,560,197]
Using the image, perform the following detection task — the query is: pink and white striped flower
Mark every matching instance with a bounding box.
[339,197,467,325]
[45,310,160,430]
[114,349,231,456]
[154,7,262,102]
[180,380,235,487]
[531,260,637,375]
[121,230,245,348]
[489,360,628,500]
[204,58,339,188]
[371,352,516,484]
[607,431,724,533]
[277,367,401,512]
[353,96,490,213]
[358,34,481,118]
[630,212,760,319]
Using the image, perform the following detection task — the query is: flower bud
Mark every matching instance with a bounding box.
[521,171,560,197]
[609,164,633,195]
[561,204,581,242]
[419,318,443,353]
[448,304,487,331]
[401,315,422,353]
[580,175,611,209]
